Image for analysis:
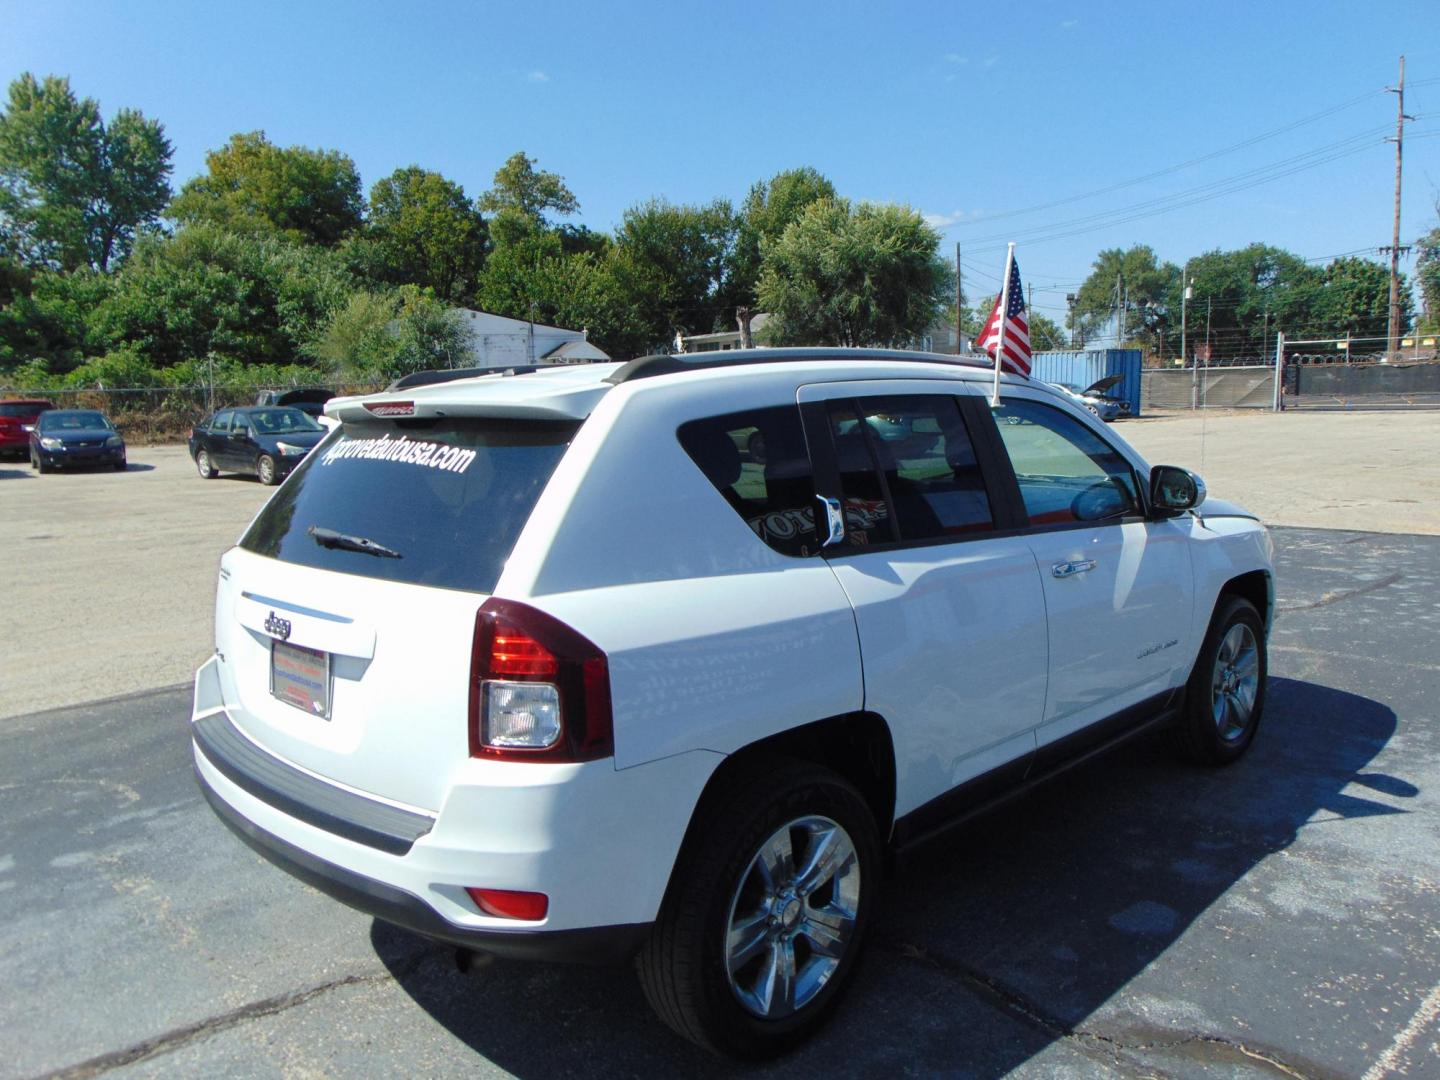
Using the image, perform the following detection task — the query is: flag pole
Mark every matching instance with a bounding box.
[991,242,1015,407]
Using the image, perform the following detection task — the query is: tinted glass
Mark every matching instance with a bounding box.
[827,396,993,545]
[211,410,235,432]
[241,417,580,593]
[250,408,323,434]
[677,405,819,558]
[40,411,110,430]
[0,402,51,418]
[994,399,1139,525]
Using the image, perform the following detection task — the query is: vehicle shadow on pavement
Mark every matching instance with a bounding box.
[375,676,1402,1077]
[0,467,30,479]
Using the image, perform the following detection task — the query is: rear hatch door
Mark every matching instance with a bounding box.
[214,414,580,811]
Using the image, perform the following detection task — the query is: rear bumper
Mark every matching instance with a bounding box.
[197,772,650,964]
[190,655,720,961]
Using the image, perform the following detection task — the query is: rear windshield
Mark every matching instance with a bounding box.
[240,417,580,593]
[249,408,323,434]
[0,402,52,418]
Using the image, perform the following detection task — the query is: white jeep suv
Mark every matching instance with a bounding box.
[191,350,1273,1058]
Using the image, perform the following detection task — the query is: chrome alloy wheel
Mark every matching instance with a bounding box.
[724,815,860,1020]
[1212,622,1260,742]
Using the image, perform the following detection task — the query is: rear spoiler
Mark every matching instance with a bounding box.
[388,366,547,391]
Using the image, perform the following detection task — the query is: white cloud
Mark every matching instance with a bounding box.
[527,70,551,83]
[982,56,999,68]
[1060,18,1079,28]
[944,53,968,65]
[923,210,969,228]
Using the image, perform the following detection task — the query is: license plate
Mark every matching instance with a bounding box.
[270,640,331,719]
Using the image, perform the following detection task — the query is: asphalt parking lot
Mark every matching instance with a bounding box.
[1,411,1438,1077]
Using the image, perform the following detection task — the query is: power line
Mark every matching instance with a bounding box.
[955,87,1388,228]
[964,125,1417,253]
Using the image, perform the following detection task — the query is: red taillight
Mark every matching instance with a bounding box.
[465,887,549,921]
[469,598,613,763]
[490,631,558,679]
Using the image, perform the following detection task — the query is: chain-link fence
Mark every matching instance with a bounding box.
[0,383,372,443]
[1143,366,1278,410]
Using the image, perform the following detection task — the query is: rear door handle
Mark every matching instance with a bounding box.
[1051,559,1097,578]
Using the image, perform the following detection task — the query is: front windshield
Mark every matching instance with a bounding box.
[40,412,110,431]
[250,408,323,435]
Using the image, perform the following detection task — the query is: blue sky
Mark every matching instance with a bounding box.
[4,0,1438,320]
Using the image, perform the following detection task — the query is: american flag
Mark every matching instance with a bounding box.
[975,254,1032,376]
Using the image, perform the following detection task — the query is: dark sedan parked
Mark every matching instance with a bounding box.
[30,409,127,472]
[188,406,327,485]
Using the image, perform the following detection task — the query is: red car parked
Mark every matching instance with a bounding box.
[0,400,56,459]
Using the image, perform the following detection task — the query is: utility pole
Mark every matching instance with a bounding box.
[955,242,964,352]
[1066,293,1077,348]
[1385,55,1413,362]
[1180,270,1189,366]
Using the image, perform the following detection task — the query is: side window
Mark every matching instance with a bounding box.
[993,399,1139,526]
[677,405,819,558]
[827,395,995,546]
[212,410,234,433]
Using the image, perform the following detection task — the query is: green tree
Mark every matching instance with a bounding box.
[169,132,363,246]
[304,285,467,381]
[478,151,578,224]
[1313,256,1411,338]
[758,199,950,347]
[1074,245,1180,349]
[0,266,113,372]
[1168,244,1319,360]
[731,167,837,306]
[1416,204,1440,333]
[474,228,651,358]
[356,166,487,302]
[612,197,737,340]
[0,73,172,271]
[92,225,355,369]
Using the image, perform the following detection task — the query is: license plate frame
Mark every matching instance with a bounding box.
[270,639,332,720]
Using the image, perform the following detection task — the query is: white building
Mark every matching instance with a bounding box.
[454,309,610,366]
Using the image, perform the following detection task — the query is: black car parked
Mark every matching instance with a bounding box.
[189,406,327,485]
[30,409,127,473]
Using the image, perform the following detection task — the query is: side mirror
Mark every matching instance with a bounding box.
[1149,465,1206,512]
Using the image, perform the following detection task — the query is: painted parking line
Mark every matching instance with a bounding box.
[1361,979,1440,1080]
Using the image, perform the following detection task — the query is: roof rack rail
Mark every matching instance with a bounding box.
[388,365,548,391]
[604,348,994,385]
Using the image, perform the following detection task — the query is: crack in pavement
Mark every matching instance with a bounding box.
[1277,572,1402,613]
[29,952,428,1080]
[878,937,1328,1079]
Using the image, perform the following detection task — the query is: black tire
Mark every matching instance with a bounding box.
[114,458,126,471]
[195,449,217,479]
[637,758,880,1059]
[257,454,278,485]
[36,455,50,474]
[1170,596,1267,765]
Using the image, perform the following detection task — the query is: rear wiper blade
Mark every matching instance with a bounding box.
[307,525,402,559]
